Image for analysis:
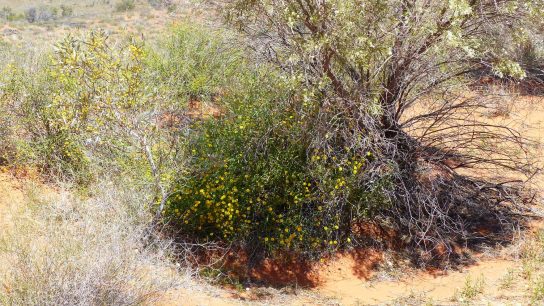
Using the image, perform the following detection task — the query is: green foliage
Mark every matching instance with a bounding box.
[148,24,243,105]
[531,276,544,304]
[492,59,527,79]
[166,106,390,254]
[521,230,544,297]
[51,31,146,134]
[0,101,14,166]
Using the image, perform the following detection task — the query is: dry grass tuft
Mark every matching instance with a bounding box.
[0,180,182,305]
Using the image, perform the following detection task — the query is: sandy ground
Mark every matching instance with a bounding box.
[314,256,519,305]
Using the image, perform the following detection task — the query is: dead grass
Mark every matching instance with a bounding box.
[0,178,182,305]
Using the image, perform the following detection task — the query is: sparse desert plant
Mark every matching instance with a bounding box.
[519,230,544,283]
[60,5,74,17]
[499,268,517,290]
[0,61,17,166]
[531,276,544,304]
[0,181,179,305]
[453,274,485,304]
[148,0,161,8]
[511,229,544,303]
[23,6,59,23]
[116,0,136,12]
[0,103,14,166]
[167,3,177,13]
[392,291,434,306]
[45,6,59,20]
[522,230,544,262]
[148,0,175,11]
[480,83,517,118]
[0,6,15,21]
[24,7,37,23]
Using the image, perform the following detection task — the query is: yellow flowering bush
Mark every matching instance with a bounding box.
[164,69,392,256]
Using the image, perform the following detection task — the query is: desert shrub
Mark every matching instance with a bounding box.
[0,181,179,305]
[0,60,85,179]
[0,50,93,184]
[148,0,176,11]
[24,7,36,23]
[148,0,161,8]
[148,24,243,105]
[0,32,142,184]
[41,6,58,21]
[0,6,16,21]
[0,62,17,165]
[156,25,391,256]
[115,0,136,12]
[0,102,14,166]
[0,29,188,208]
[60,5,74,17]
[480,6,544,80]
[190,0,542,262]
[23,6,59,23]
[167,4,177,13]
[165,85,391,255]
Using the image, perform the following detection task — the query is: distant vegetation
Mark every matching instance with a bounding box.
[147,0,176,12]
[0,4,73,23]
[1,6,21,21]
[115,0,136,12]
[0,0,177,24]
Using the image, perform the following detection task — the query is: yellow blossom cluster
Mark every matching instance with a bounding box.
[166,146,373,252]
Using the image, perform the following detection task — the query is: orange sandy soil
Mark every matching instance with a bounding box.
[0,94,543,305]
